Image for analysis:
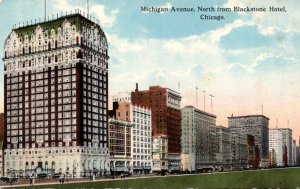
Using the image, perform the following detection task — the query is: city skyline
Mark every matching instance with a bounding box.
[0,0,300,138]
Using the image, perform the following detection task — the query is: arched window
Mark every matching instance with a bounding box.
[76,50,82,59]
[52,161,55,169]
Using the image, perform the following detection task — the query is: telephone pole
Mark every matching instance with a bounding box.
[44,0,47,21]
[203,90,206,112]
[209,94,215,114]
[87,0,90,17]
[196,87,198,109]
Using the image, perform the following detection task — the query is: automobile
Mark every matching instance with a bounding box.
[52,173,62,179]
[0,177,19,184]
[37,173,47,179]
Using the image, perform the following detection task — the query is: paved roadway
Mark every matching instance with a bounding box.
[0,174,164,188]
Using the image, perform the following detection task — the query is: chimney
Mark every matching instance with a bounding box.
[135,83,138,92]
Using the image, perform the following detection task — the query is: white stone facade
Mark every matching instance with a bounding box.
[279,128,293,166]
[269,129,283,166]
[4,146,110,177]
[131,105,152,174]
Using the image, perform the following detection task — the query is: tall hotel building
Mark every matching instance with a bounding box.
[181,106,217,172]
[228,115,269,167]
[3,13,110,177]
[131,85,181,172]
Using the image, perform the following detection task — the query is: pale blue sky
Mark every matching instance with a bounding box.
[0,0,300,138]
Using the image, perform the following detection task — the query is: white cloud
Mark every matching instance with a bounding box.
[204,19,251,44]
[249,52,272,72]
[107,25,231,96]
[224,0,300,35]
[52,0,118,28]
[90,5,118,28]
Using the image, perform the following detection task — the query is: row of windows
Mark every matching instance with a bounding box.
[7,123,77,132]
[7,141,79,149]
[133,130,151,136]
[82,106,107,115]
[132,155,152,160]
[6,77,77,91]
[7,133,78,142]
[132,112,151,119]
[83,71,107,80]
[83,134,107,141]
[83,91,107,101]
[7,124,77,133]
[7,111,77,123]
[7,126,108,139]
[82,126,107,134]
[133,149,152,154]
[7,88,77,99]
[133,142,152,148]
[7,107,77,118]
[7,98,76,110]
[13,76,75,89]
[7,91,76,104]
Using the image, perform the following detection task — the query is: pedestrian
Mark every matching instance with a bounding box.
[29,177,32,186]
[32,176,35,186]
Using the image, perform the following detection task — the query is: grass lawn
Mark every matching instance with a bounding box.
[8,168,300,189]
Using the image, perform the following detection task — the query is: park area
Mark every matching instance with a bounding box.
[4,168,300,189]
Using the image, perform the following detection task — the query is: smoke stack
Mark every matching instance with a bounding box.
[135,83,138,92]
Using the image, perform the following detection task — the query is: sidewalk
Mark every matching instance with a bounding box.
[0,174,162,188]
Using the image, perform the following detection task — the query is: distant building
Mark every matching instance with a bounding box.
[216,126,232,171]
[152,135,168,173]
[0,113,3,177]
[131,85,181,172]
[109,91,132,110]
[112,91,132,103]
[269,129,283,166]
[279,128,293,166]
[247,135,260,169]
[228,115,269,167]
[0,141,3,177]
[109,118,132,175]
[292,140,298,166]
[110,101,152,174]
[181,106,217,172]
[231,131,248,169]
[298,137,300,165]
[0,113,4,141]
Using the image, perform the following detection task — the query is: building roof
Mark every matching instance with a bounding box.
[183,105,217,118]
[227,114,270,120]
[12,13,105,40]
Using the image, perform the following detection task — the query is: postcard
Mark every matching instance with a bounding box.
[0,0,299,188]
